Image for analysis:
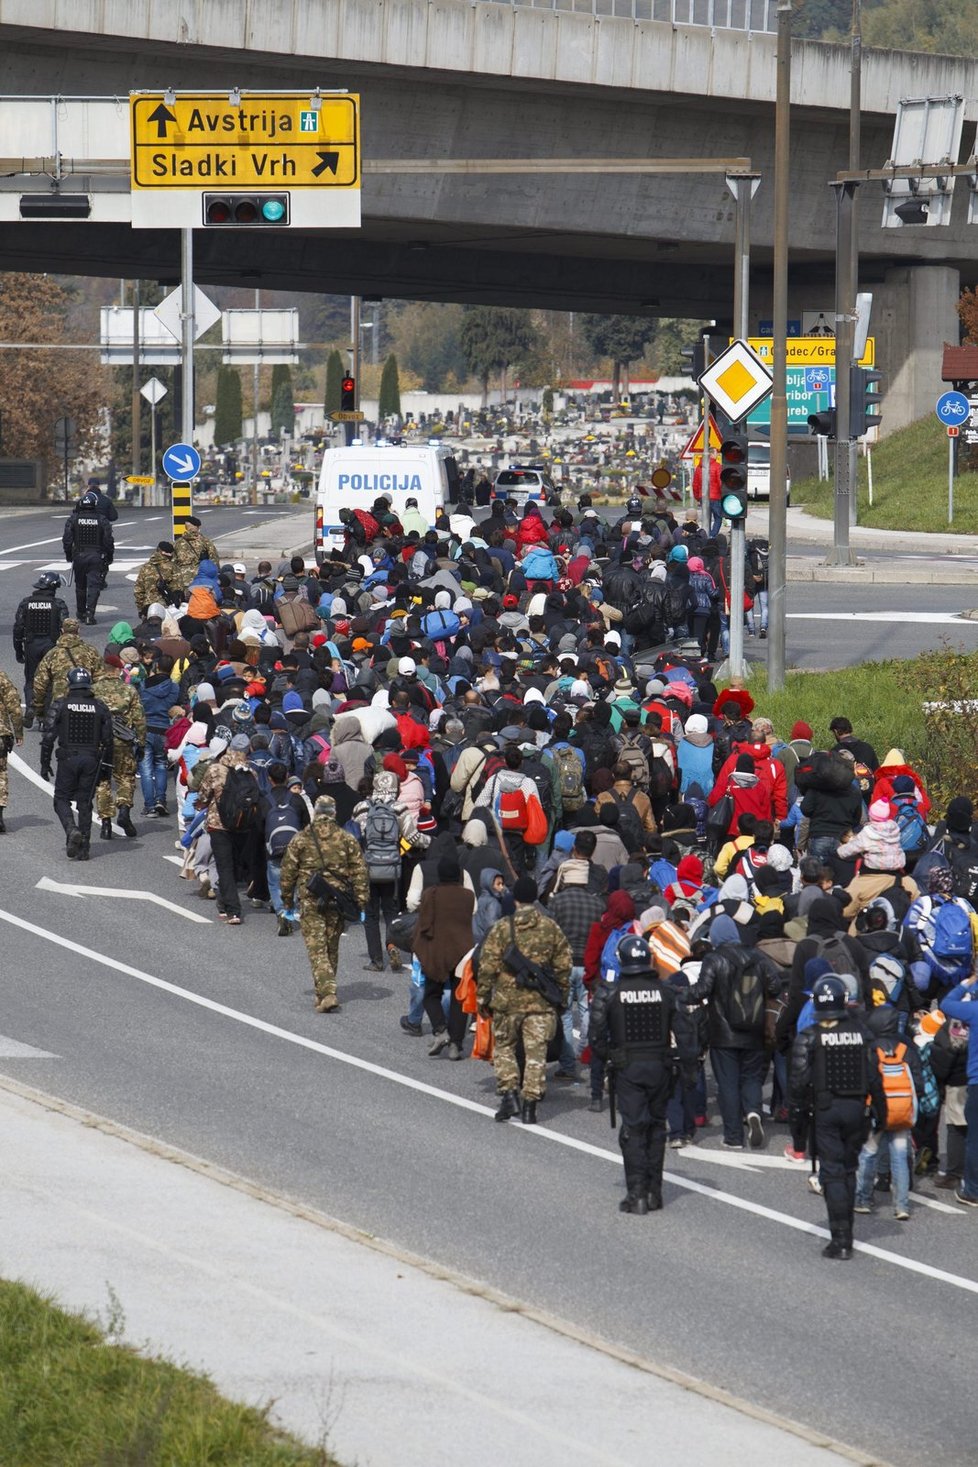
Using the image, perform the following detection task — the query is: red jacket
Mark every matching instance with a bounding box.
[712,742,788,821]
[709,772,772,835]
[514,513,550,552]
[692,459,721,503]
[872,763,930,819]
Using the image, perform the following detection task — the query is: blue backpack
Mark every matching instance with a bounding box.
[421,608,461,642]
[894,798,928,854]
[599,922,638,983]
[906,894,974,986]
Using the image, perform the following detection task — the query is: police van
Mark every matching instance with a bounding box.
[315,444,460,560]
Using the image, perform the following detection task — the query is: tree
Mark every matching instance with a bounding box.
[0,274,109,490]
[378,353,402,419]
[270,364,294,437]
[460,307,539,405]
[580,315,655,401]
[213,366,242,445]
[324,349,344,415]
[648,318,705,376]
[388,301,468,391]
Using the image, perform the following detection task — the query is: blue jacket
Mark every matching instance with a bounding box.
[677,739,714,798]
[139,674,180,732]
[941,982,978,1085]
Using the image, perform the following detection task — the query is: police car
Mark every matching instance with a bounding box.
[490,465,557,508]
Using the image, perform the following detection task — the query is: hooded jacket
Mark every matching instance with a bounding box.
[329,711,374,788]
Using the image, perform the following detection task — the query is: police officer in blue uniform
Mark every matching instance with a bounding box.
[590,935,698,1215]
[790,975,885,1260]
[12,572,69,727]
[40,667,113,861]
[62,491,114,625]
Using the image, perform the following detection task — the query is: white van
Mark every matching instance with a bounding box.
[747,442,792,506]
[315,444,459,559]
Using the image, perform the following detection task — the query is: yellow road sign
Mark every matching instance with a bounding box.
[331,410,365,422]
[126,474,155,485]
[747,337,876,368]
[130,92,360,190]
[679,415,722,459]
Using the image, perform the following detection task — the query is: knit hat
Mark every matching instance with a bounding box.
[667,545,688,562]
[322,757,345,785]
[416,806,437,834]
[869,798,891,823]
[803,956,833,989]
[891,775,915,793]
[790,720,813,741]
[765,844,794,872]
[313,795,337,820]
[684,713,709,736]
[232,703,253,724]
[613,676,634,697]
[230,733,251,752]
[103,652,124,668]
[513,875,538,904]
[503,593,519,609]
[927,865,954,896]
[62,617,80,634]
[946,796,973,833]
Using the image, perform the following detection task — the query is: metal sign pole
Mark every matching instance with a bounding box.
[766,0,792,692]
[726,174,758,684]
[948,435,954,524]
[180,226,195,494]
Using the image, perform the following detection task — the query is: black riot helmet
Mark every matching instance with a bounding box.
[812,975,848,1020]
[67,667,93,689]
[616,934,654,977]
[34,571,63,592]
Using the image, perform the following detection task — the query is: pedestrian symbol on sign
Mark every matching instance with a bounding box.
[299,111,319,133]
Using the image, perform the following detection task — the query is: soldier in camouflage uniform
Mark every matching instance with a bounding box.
[93,654,147,839]
[477,875,572,1124]
[134,541,182,618]
[279,794,370,1013]
[0,666,25,832]
[173,517,221,596]
[32,620,103,723]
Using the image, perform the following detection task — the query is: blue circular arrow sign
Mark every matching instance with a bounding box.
[161,442,201,482]
[935,391,970,425]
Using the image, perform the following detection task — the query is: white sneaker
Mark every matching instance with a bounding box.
[747,1112,765,1149]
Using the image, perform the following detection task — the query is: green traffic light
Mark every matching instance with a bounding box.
[721,491,745,519]
[261,198,286,222]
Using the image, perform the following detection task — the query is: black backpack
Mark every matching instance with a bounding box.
[728,956,767,1033]
[217,766,265,832]
[611,788,644,848]
[265,790,304,857]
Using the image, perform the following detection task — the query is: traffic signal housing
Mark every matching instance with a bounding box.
[202,193,290,226]
[850,366,882,438]
[719,431,748,523]
[680,341,706,378]
[341,376,356,411]
[807,409,837,438]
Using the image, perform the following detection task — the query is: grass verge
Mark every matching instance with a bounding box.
[791,415,978,533]
[0,1279,336,1467]
[741,643,978,810]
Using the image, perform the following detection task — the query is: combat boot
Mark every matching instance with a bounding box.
[66,828,83,859]
[100,819,113,840]
[822,1224,852,1261]
[77,841,90,861]
[521,1099,538,1125]
[619,1193,649,1215]
[315,994,341,1013]
[22,710,33,730]
[646,1190,663,1212]
[494,1089,521,1123]
[117,807,137,838]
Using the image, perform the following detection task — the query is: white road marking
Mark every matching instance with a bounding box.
[0,561,27,570]
[0,1034,58,1059]
[786,612,975,626]
[678,1146,801,1172]
[911,1192,961,1216]
[0,903,971,1297]
[35,875,211,924]
[0,535,64,553]
[145,516,163,522]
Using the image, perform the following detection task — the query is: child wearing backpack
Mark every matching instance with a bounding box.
[902,865,977,997]
[854,1003,932,1221]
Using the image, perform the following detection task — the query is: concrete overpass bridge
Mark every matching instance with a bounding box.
[0,0,975,426]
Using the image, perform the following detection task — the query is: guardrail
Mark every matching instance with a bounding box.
[487,0,776,29]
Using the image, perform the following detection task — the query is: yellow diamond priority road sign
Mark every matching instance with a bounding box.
[130,91,360,230]
[698,338,773,424]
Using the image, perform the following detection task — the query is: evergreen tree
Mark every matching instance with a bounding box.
[324,349,344,415]
[270,364,294,437]
[213,366,242,446]
[580,315,655,401]
[378,353,402,419]
[460,306,538,405]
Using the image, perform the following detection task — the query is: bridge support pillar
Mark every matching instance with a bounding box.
[874,265,960,434]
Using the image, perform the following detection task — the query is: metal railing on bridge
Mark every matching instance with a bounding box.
[489,0,775,29]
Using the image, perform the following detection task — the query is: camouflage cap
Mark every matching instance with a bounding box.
[313,795,337,820]
[62,617,80,633]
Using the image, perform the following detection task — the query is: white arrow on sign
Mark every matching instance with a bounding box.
[36,875,211,924]
[166,450,197,475]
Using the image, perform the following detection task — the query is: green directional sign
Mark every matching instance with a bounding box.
[747,366,835,430]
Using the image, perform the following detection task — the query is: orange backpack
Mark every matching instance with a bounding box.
[876,1042,917,1131]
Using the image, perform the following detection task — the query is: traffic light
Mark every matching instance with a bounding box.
[202,193,290,226]
[807,410,837,438]
[850,366,883,438]
[719,430,748,522]
[680,341,706,378]
[341,376,356,411]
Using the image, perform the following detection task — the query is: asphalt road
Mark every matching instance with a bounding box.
[0,504,976,1466]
